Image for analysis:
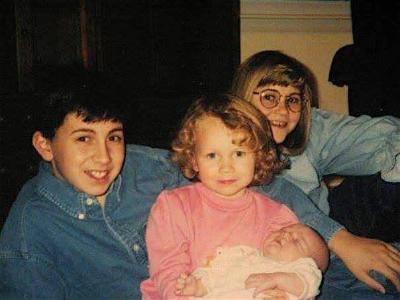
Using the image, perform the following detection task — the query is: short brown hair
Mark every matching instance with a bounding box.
[231,50,315,156]
[171,94,286,184]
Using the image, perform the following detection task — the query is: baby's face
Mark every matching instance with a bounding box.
[262,224,316,262]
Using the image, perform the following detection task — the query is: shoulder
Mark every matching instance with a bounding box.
[250,189,298,222]
[125,144,173,168]
[122,144,189,190]
[147,184,200,228]
[254,176,307,204]
[251,189,283,209]
[156,184,196,200]
[151,184,197,211]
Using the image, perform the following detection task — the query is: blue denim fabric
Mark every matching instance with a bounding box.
[254,178,343,244]
[283,108,400,215]
[0,145,188,300]
[319,242,400,299]
[280,109,400,297]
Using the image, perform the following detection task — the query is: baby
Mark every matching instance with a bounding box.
[175,223,329,300]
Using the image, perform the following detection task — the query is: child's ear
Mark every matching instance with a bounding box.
[32,131,54,162]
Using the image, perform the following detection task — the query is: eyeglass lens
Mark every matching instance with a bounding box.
[260,90,302,112]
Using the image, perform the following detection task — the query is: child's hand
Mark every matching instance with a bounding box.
[245,273,289,299]
[175,273,196,296]
[329,229,400,293]
[175,273,207,297]
[255,288,289,300]
[245,272,302,298]
[245,272,279,295]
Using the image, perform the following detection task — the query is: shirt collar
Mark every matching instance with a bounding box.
[35,161,122,220]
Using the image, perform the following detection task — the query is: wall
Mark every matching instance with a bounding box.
[240,0,352,114]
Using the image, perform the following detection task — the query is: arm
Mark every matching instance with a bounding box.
[125,144,190,191]
[245,258,322,299]
[145,190,192,299]
[257,177,400,292]
[245,272,304,298]
[309,108,400,180]
[255,177,343,244]
[329,229,400,293]
[308,110,400,291]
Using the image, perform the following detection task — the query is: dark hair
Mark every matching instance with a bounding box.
[36,68,128,139]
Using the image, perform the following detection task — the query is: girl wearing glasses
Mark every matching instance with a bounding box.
[231,50,400,298]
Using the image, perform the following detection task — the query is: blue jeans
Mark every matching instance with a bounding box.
[318,243,400,299]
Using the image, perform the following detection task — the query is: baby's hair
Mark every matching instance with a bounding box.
[231,50,316,156]
[171,94,286,185]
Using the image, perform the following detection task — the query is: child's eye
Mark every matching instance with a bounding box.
[206,153,216,159]
[262,93,277,103]
[109,135,123,142]
[77,136,90,142]
[234,151,246,157]
[287,96,301,104]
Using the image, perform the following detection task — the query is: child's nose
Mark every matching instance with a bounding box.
[275,98,290,114]
[94,142,111,163]
[219,158,234,172]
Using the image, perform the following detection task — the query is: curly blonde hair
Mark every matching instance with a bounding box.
[171,94,286,185]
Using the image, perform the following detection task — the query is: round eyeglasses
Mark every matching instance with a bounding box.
[253,89,303,113]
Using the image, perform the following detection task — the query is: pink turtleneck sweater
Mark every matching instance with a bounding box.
[141,182,299,299]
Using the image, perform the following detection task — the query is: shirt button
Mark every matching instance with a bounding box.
[78,213,86,220]
[133,244,140,252]
[86,198,94,206]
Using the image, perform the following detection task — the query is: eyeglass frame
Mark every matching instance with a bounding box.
[253,89,304,113]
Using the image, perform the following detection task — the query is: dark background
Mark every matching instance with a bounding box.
[0,0,240,227]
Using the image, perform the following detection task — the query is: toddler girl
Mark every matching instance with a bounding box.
[140,94,300,299]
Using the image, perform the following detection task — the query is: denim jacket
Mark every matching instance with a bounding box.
[282,108,400,214]
[0,144,341,299]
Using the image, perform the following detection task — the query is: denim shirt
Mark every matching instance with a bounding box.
[0,144,341,299]
[282,108,400,214]
[0,145,187,299]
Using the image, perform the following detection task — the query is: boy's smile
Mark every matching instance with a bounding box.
[39,113,125,205]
